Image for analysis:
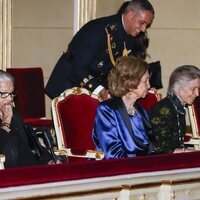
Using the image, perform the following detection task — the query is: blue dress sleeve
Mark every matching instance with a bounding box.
[93,102,152,159]
[93,104,127,159]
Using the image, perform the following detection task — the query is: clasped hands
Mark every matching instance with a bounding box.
[0,103,13,132]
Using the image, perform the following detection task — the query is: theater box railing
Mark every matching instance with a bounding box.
[1,152,200,199]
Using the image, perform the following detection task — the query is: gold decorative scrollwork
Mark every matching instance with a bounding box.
[140,194,147,200]
[171,191,176,199]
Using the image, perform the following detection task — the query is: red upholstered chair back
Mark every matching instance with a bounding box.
[184,96,200,149]
[7,67,45,118]
[137,90,160,111]
[52,87,101,162]
[6,68,53,128]
[188,96,200,137]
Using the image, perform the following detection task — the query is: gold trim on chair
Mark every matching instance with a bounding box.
[185,105,200,150]
[54,148,104,160]
[52,87,101,130]
[61,87,101,100]
[51,87,104,161]
[188,105,199,138]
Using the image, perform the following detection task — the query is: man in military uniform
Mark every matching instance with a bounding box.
[45,0,160,99]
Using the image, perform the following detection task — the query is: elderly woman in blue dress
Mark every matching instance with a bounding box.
[92,56,155,159]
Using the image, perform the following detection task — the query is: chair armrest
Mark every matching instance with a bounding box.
[184,137,200,150]
[54,148,104,160]
[185,138,200,144]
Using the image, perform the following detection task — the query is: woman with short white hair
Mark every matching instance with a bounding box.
[0,70,55,168]
[149,65,200,154]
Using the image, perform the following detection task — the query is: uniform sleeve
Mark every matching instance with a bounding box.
[93,104,127,159]
[68,23,111,92]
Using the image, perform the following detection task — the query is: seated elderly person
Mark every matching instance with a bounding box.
[92,56,156,159]
[0,70,57,168]
[149,65,200,154]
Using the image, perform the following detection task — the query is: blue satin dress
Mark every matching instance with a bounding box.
[92,98,152,159]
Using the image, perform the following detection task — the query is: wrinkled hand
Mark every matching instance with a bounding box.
[99,88,111,100]
[1,104,13,124]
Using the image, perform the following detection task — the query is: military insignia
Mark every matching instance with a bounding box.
[127,49,131,54]
[111,42,116,49]
[83,78,88,83]
[88,75,93,79]
[122,42,131,56]
[105,25,117,66]
[110,24,117,31]
[106,24,117,33]
[97,61,104,68]
[123,48,128,56]
[80,75,93,87]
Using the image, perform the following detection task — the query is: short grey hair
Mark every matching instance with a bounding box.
[0,70,15,83]
[167,65,200,96]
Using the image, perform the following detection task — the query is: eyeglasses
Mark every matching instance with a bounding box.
[0,91,16,99]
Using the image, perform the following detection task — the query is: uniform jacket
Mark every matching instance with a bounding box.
[45,13,162,99]
[92,97,155,159]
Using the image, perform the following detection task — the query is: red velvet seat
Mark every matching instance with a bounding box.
[52,87,104,162]
[6,67,53,128]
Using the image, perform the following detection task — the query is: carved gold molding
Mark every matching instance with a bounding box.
[0,0,12,70]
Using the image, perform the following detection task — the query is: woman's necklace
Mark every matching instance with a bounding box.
[125,103,137,116]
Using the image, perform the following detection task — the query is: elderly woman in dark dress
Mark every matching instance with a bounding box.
[0,70,58,168]
[149,65,200,154]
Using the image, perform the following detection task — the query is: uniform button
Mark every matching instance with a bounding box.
[89,84,93,88]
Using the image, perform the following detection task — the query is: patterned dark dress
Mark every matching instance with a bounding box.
[148,95,186,154]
